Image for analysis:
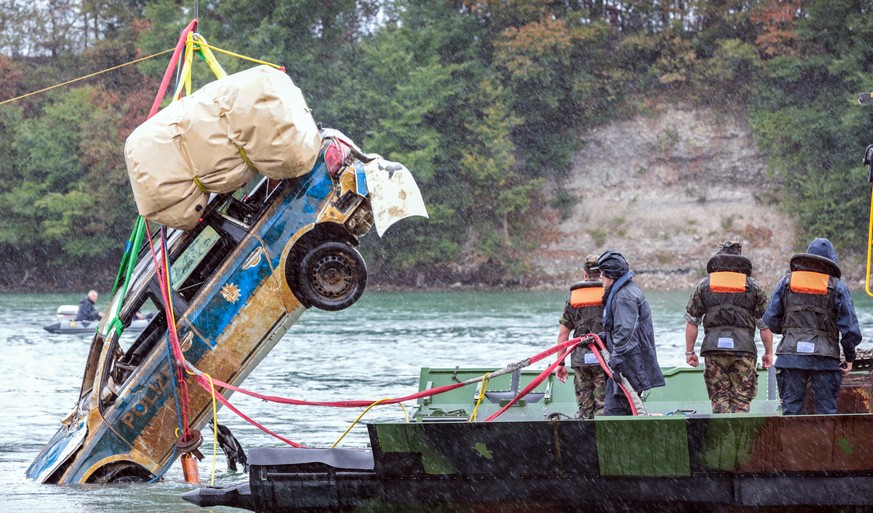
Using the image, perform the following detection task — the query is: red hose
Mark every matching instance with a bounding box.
[193,373,304,448]
[587,335,639,416]
[198,336,585,408]
[482,341,580,422]
[147,19,197,119]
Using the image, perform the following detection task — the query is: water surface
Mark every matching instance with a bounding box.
[2,290,872,511]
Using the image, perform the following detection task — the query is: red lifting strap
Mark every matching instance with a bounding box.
[148,19,198,119]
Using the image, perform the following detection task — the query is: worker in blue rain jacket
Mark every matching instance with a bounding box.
[596,250,665,415]
[763,238,862,415]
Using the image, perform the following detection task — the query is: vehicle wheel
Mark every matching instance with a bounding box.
[298,242,367,311]
[87,461,153,483]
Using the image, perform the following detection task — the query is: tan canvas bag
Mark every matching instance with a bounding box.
[125,65,321,230]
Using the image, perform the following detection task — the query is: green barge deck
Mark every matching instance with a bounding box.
[412,365,784,422]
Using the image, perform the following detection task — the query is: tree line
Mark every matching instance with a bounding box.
[0,0,872,290]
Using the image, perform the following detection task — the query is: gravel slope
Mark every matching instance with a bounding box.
[535,103,799,291]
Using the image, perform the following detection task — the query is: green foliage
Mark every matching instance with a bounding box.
[0,85,136,287]
[746,0,873,252]
[694,39,761,101]
[589,228,607,247]
[2,0,873,288]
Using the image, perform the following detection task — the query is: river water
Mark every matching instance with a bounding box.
[2,289,872,512]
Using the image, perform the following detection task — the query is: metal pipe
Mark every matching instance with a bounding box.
[767,365,777,400]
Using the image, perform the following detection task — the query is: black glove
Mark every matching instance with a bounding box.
[610,361,623,384]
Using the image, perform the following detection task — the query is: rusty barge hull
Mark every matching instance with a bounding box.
[186,413,873,512]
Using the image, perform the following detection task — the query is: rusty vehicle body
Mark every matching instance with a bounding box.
[26,131,426,484]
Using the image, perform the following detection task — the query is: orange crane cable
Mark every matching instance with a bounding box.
[0,48,174,106]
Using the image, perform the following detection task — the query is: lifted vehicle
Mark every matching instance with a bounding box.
[26,131,426,484]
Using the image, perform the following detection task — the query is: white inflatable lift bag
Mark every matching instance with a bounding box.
[125,65,321,230]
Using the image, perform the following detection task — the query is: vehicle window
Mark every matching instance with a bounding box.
[102,295,165,404]
[170,226,221,294]
[136,222,181,262]
[220,175,287,225]
[98,290,125,338]
[96,201,245,410]
[235,174,283,205]
[174,226,236,302]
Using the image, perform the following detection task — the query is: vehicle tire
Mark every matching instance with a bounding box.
[298,242,367,311]
[87,461,153,483]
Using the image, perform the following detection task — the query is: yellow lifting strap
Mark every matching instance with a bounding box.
[172,32,228,102]
[170,34,284,102]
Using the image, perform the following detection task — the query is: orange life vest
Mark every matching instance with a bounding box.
[709,271,747,293]
[789,270,830,295]
[570,285,604,308]
[699,272,757,354]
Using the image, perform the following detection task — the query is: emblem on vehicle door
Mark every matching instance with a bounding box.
[220,283,241,303]
[242,247,264,270]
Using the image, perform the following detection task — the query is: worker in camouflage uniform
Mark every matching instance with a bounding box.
[685,241,773,414]
[555,255,606,419]
[763,238,862,415]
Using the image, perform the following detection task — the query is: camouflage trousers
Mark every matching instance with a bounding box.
[703,353,758,414]
[572,365,606,419]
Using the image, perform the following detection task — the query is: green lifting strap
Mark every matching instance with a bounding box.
[105,216,148,337]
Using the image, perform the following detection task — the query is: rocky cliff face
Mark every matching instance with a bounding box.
[534,103,799,292]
